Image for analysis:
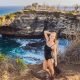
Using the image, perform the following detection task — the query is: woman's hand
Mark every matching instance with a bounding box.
[44,31,51,34]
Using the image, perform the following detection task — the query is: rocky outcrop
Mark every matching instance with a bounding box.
[0,54,80,80]
[12,63,80,80]
[0,12,80,39]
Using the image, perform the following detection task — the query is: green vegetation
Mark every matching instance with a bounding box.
[0,53,28,80]
[0,14,16,27]
[14,11,22,15]
[0,53,7,61]
[0,53,26,70]
[16,58,26,71]
[0,53,27,80]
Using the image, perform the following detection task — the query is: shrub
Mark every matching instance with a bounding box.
[64,39,80,64]
[16,58,26,71]
[0,54,7,61]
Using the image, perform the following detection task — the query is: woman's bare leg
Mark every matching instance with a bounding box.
[43,60,51,76]
[48,59,55,77]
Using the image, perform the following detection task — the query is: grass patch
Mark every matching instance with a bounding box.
[0,53,7,61]
[16,58,26,71]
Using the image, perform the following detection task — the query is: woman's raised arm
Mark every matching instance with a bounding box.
[44,31,51,42]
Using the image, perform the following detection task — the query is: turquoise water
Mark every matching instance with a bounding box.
[0,36,70,64]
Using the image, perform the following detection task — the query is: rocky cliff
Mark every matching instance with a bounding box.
[0,12,80,39]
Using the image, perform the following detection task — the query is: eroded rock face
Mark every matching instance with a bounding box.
[9,13,80,38]
[11,13,80,29]
[0,13,80,39]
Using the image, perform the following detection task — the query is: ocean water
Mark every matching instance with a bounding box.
[0,36,70,64]
[0,6,24,16]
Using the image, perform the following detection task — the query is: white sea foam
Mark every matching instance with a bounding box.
[15,39,42,47]
[0,34,2,38]
[15,39,29,47]
[22,52,44,64]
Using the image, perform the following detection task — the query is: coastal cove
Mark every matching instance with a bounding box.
[0,3,80,80]
[0,36,70,64]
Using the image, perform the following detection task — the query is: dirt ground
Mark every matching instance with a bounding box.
[14,63,80,80]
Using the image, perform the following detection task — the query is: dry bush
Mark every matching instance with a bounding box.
[0,55,27,80]
[64,36,80,64]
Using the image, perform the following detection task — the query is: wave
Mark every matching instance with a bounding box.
[0,34,2,38]
[10,47,44,64]
[15,39,42,47]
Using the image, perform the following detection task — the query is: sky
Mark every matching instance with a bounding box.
[0,0,80,6]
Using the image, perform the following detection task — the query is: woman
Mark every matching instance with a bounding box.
[43,30,58,80]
